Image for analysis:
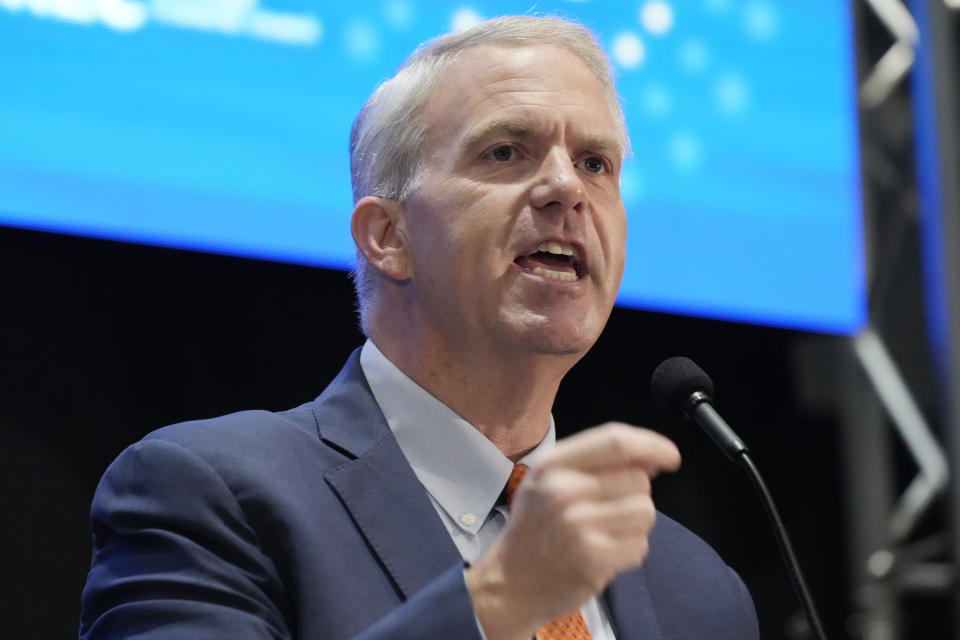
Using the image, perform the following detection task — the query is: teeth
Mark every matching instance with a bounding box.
[532,266,578,282]
[536,241,575,257]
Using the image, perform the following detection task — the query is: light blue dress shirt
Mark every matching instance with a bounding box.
[360,340,617,639]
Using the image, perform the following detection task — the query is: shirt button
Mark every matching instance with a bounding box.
[460,513,477,526]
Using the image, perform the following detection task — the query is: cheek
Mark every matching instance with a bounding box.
[616,217,627,268]
[599,205,627,262]
[409,218,487,290]
[445,197,514,263]
[408,178,522,282]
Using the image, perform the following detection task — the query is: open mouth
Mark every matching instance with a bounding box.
[514,241,586,282]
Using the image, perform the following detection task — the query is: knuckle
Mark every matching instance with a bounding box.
[558,504,579,530]
[631,468,651,492]
[638,495,656,523]
[624,494,656,530]
[526,467,550,493]
[538,480,571,514]
[600,421,631,433]
[606,428,631,460]
[527,464,546,482]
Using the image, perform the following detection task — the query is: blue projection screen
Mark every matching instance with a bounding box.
[0,0,864,334]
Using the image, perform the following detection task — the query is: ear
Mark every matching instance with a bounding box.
[351,196,412,281]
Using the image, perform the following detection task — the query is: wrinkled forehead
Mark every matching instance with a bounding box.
[417,43,627,155]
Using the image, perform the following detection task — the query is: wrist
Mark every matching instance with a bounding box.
[465,560,537,640]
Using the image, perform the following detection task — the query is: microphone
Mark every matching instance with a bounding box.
[651,356,829,640]
[650,356,747,461]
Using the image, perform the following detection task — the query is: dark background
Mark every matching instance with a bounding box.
[2,223,855,638]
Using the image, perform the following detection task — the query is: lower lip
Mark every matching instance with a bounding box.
[511,261,586,285]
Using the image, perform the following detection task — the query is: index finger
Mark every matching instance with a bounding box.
[541,422,681,476]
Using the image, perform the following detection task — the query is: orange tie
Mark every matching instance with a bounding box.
[503,464,595,640]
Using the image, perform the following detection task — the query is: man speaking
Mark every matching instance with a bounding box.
[80,15,759,640]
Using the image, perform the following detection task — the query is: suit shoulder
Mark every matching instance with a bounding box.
[650,511,729,564]
[645,511,759,638]
[647,510,742,582]
[143,402,316,452]
[122,400,348,487]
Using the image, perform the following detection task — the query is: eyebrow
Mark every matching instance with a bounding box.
[580,134,625,159]
[460,120,536,153]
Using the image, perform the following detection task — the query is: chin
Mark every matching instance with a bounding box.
[501,318,604,358]
[492,300,612,357]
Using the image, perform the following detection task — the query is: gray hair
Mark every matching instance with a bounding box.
[349,15,627,334]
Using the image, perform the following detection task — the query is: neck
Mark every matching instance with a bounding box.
[370,322,578,461]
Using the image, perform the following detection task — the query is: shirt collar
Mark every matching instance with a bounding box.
[360,340,555,536]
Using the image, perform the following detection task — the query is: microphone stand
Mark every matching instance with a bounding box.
[738,451,828,640]
[690,399,829,640]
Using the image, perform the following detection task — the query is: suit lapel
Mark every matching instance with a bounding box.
[314,350,463,600]
[324,434,463,600]
[604,565,663,640]
[316,350,673,636]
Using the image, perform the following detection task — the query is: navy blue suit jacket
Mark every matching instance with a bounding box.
[80,350,759,639]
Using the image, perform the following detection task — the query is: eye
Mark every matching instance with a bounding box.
[579,156,607,174]
[490,145,514,162]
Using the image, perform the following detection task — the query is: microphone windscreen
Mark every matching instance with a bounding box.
[651,356,715,418]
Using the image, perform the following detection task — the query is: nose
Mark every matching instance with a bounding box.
[529,148,585,213]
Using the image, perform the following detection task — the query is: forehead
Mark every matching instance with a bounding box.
[418,44,624,157]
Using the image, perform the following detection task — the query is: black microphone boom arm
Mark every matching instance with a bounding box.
[684,392,748,461]
[652,356,829,640]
